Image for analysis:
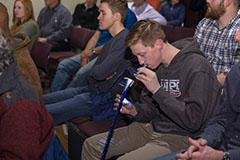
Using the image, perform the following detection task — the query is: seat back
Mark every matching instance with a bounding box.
[48,27,96,62]
[162,25,195,43]
[69,26,96,50]
[31,40,52,72]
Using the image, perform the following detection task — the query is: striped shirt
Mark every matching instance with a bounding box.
[194,9,240,74]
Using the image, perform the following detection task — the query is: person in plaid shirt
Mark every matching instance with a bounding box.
[194,0,240,86]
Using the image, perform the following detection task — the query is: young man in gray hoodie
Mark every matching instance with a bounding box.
[82,19,221,160]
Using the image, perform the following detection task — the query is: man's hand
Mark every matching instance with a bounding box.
[114,94,137,116]
[176,138,224,160]
[38,37,47,43]
[106,72,117,80]
[80,49,92,66]
[136,67,161,94]
[217,73,226,87]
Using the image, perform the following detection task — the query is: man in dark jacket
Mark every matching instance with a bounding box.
[0,28,54,159]
[81,19,221,160]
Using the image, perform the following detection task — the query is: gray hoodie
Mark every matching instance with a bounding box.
[134,38,221,137]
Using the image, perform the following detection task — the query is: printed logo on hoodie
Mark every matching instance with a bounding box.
[160,79,181,97]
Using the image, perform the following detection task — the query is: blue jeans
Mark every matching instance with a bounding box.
[153,150,185,160]
[43,86,93,125]
[50,54,98,92]
[42,133,69,160]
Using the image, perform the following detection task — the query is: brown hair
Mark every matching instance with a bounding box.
[100,0,128,23]
[125,19,166,48]
[0,3,10,37]
[233,0,239,7]
[10,0,35,35]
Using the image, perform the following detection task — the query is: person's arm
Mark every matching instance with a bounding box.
[19,20,39,42]
[124,9,137,30]
[89,32,127,81]
[83,30,101,52]
[199,64,240,148]
[146,5,167,25]
[0,101,43,159]
[81,30,101,66]
[216,73,227,86]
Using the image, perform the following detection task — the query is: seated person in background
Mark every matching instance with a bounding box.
[72,0,99,30]
[128,0,167,25]
[146,0,161,12]
[81,19,221,160]
[160,0,185,26]
[10,0,39,51]
[49,7,137,92]
[0,2,42,95]
[43,0,132,125]
[194,0,240,86]
[37,0,72,51]
[155,29,240,160]
[0,28,54,160]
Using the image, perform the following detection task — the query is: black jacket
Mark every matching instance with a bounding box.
[72,3,99,30]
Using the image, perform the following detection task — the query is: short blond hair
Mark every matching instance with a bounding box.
[125,19,166,48]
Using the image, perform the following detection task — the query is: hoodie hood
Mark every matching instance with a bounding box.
[172,37,204,57]
[167,37,205,69]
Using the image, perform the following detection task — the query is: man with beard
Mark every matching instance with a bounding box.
[194,0,240,86]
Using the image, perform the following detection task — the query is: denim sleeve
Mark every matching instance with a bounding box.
[199,63,240,148]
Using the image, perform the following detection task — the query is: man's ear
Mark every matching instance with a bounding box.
[114,12,121,22]
[225,0,233,8]
[155,39,164,49]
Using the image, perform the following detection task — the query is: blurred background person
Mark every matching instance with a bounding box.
[128,0,167,25]
[10,0,39,51]
[72,0,99,30]
[37,0,72,51]
[0,2,42,95]
[160,0,185,26]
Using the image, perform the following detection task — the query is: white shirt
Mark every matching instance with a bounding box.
[128,1,167,25]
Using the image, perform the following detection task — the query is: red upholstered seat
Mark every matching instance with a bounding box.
[69,116,92,125]
[49,26,96,62]
[30,40,52,72]
[75,119,127,137]
[68,117,128,159]
[162,25,195,43]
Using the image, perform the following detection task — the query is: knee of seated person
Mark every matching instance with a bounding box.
[58,58,69,67]
[83,136,96,150]
[82,137,102,159]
